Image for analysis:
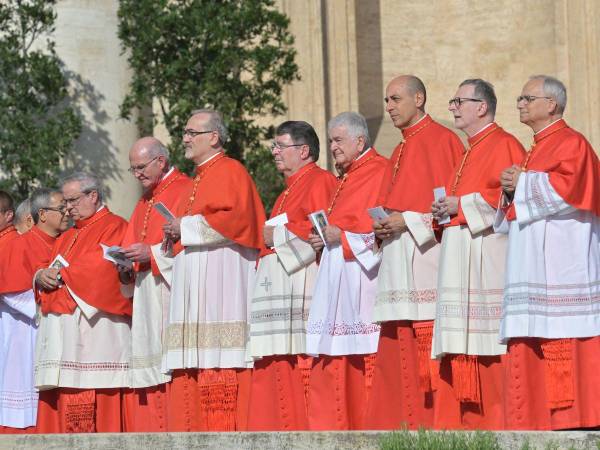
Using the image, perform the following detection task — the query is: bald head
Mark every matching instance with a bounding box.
[128,137,171,191]
[385,75,427,129]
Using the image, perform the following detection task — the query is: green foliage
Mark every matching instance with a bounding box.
[379,429,501,450]
[117,0,298,212]
[0,0,81,201]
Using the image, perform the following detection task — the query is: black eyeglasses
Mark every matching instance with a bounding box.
[448,97,483,108]
[516,95,552,104]
[128,156,159,174]
[271,142,305,151]
[183,129,215,138]
[41,206,67,215]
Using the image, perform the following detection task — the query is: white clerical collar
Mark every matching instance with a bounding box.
[535,118,562,135]
[356,147,372,161]
[161,167,174,181]
[198,151,223,167]
[96,205,106,213]
[470,122,495,137]
[409,113,428,128]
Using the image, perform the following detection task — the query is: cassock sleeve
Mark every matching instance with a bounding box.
[273,225,316,275]
[181,215,231,247]
[460,193,497,234]
[514,171,575,225]
[150,242,175,287]
[343,231,381,271]
[403,211,436,246]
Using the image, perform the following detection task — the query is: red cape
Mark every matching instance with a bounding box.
[446,123,525,227]
[261,162,337,259]
[122,168,193,274]
[378,115,464,212]
[174,154,266,254]
[0,226,56,294]
[39,207,132,316]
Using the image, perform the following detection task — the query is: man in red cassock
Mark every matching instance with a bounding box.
[35,172,132,433]
[120,137,192,432]
[247,121,337,430]
[365,75,463,429]
[306,111,388,430]
[0,191,17,249]
[162,109,266,431]
[430,79,524,429]
[0,189,69,433]
[497,75,600,430]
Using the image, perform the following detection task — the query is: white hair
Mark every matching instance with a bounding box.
[60,171,104,202]
[190,109,229,144]
[530,75,567,114]
[328,111,371,149]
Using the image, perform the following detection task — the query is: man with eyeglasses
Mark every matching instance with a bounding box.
[161,109,266,431]
[495,75,600,430]
[305,111,387,430]
[34,172,132,433]
[0,188,69,432]
[0,190,17,249]
[365,75,463,430]
[429,79,524,429]
[246,121,337,431]
[118,137,192,432]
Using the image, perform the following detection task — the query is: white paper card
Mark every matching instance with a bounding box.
[308,210,329,246]
[433,186,451,225]
[154,202,175,221]
[367,206,389,221]
[50,254,69,270]
[100,244,133,268]
[265,212,288,227]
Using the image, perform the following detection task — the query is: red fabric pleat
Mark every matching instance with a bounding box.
[539,339,575,410]
[413,321,434,392]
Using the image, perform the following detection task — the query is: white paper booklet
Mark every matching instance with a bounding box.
[100,244,133,268]
[265,212,288,227]
[308,210,329,246]
[367,206,389,221]
[50,254,69,270]
[433,186,451,225]
[154,202,175,221]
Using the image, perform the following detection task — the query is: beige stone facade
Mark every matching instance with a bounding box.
[53,0,600,216]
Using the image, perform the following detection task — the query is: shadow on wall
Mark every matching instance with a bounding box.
[61,69,121,198]
[355,0,384,143]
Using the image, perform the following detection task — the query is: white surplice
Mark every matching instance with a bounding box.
[432,193,507,358]
[496,171,600,341]
[164,215,257,370]
[249,226,317,358]
[0,291,38,428]
[306,232,381,356]
[372,211,439,322]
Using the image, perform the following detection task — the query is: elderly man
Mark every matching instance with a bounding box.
[0,189,69,432]
[35,172,131,433]
[496,75,600,430]
[120,137,192,431]
[0,191,17,248]
[365,75,463,429]
[14,198,33,234]
[247,121,337,430]
[305,111,387,430]
[162,109,266,431]
[430,79,524,429]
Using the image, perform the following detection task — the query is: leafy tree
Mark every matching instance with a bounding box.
[0,0,82,200]
[117,0,300,212]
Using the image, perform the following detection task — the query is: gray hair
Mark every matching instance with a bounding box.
[328,111,371,150]
[190,109,230,145]
[530,75,567,114]
[459,78,497,116]
[149,140,170,160]
[15,198,32,224]
[30,189,60,224]
[60,171,104,203]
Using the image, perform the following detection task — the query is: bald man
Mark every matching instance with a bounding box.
[120,137,193,432]
[366,75,464,429]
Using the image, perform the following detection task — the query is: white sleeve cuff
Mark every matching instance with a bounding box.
[181,215,230,247]
[66,286,100,320]
[514,171,575,225]
[403,211,436,247]
[151,242,174,287]
[344,231,381,271]
[461,192,496,235]
[273,226,316,275]
[1,290,36,319]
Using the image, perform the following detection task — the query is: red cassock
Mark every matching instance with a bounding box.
[308,148,388,430]
[0,226,57,434]
[504,119,600,430]
[365,115,464,430]
[168,154,266,432]
[0,225,18,250]
[247,162,337,431]
[120,168,192,432]
[433,123,525,430]
[36,207,131,433]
